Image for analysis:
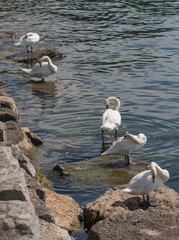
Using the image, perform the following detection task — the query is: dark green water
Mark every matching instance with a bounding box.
[0,1,179,239]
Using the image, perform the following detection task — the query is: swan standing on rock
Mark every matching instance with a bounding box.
[101,132,147,165]
[122,162,169,206]
[100,97,121,139]
[21,56,57,82]
[15,32,40,53]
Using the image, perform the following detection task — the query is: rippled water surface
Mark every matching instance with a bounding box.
[0,1,179,239]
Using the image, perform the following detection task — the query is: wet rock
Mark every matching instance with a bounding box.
[52,164,71,177]
[84,184,179,239]
[22,127,43,146]
[0,31,19,40]
[44,188,81,233]
[87,210,179,240]
[7,49,63,63]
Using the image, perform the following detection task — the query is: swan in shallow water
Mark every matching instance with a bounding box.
[100,96,121,139]
[21,56,57,82]
[15,32,40,53]
[122,162,169,206]
[101,132,147,165]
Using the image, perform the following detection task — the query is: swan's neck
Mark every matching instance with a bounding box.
[45,58,56,73]
[106,97,120,110]
[124,134,140,144]
[151,162,169,182]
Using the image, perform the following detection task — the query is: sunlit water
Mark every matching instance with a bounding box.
[0,1,179,239]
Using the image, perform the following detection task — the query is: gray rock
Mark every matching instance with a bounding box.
[0,147,40,239]
[11,145,36,178]
[5,121,24,145]
[39,219,74,240]
[25,173,55,223]
[87,210,179,240]
[0,201,40,240]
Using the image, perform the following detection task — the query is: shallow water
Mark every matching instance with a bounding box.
[0,1,179,239]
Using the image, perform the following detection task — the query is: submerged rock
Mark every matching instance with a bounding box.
[52,164,71,177]
[7,49,63,63]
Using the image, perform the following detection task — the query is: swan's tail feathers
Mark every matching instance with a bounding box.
[101,147,113,156]
[100,123,115,132]
[21,67,31,74]
[14,42,21,46]
[121,188,131,193]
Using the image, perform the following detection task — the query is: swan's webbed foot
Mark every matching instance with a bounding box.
[144,195,159,207]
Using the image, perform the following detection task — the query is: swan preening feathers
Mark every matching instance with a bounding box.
[100,96,121,139]
[15,32,40,53]
[21,56,57,81]
[102,132,147,165]
[122,162,169,206]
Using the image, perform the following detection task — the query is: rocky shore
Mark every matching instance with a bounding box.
[0,82,80,240]
[83,184,179,240]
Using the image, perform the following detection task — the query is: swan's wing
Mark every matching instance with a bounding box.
[102,137,138,155]
[101,109,121,131]
[127,170,151,188]
[26,34,39,43]
[29,63,50,77]
[124,170,155,195]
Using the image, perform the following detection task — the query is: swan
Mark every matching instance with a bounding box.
[122,162,169,206]
[101,132,147,165]
[15,32,40,53]
[21,56,57,82]
[100,97,121,139]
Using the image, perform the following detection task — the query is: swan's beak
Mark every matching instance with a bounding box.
[152,176,155,183]
[106,105,109,109]
[38,60,42,67]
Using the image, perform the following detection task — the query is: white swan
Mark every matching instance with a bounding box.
[21,56,57,82]
[15,32,40,53]
[122,162,169,206]
[100,97,121,139]
[101,132,147,165]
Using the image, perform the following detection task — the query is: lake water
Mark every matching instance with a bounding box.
[0,1,179,239]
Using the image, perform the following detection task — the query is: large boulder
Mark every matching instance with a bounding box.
[87,210,179,240]
[84,184,179,240]
[44,188,81,233]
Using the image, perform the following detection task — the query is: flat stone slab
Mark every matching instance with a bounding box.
[87,210,179,240]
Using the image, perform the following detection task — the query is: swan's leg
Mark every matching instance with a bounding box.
[31,46,33,53]
[102,130,104,141]
[26,46,29,53]
[114,129,118,139]
[124,155,130,166]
